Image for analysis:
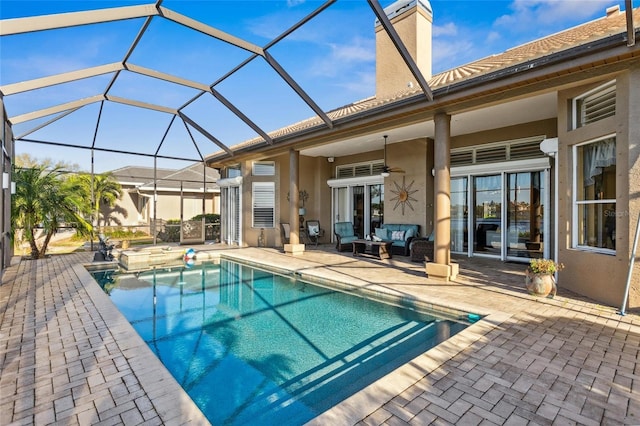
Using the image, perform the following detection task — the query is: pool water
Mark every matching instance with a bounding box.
[92,259,471,425]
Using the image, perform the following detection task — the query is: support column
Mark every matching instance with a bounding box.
[285,149,305,254]
[426,113,458,281]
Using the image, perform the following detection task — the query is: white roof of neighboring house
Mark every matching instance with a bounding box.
[110,163,219,193]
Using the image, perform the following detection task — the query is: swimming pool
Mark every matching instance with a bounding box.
[91,259,474,425]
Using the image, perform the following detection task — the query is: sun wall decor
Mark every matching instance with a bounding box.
[389,176,418,215]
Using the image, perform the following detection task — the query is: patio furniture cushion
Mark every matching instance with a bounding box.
[374,227,389,240]
[305,220,325,246]
[381,224,420,256]
[334,222,358,251]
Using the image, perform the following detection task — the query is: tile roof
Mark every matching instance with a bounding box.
[211,7,639,158]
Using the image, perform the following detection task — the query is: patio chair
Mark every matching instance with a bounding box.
[334,222,358,252]
[410,231,434,262]
[280,223,291,245]
[305,220,325,246]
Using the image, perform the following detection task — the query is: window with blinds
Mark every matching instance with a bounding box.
[252,182,275,228]
[450,138,544,166]
[252,161,275,176]
[336,161,385,179]
[574,80,616,129]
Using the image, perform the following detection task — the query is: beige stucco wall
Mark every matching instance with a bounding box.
[381,138,433,237]
[375,4,432,98]
[108,189,216,230]
[451,119,557,149]
[557,66,639,309]
[239,154,333,248]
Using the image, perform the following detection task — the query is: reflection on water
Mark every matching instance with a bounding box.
[92,260,472,425]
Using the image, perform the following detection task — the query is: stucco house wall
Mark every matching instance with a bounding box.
[556,65,640,308]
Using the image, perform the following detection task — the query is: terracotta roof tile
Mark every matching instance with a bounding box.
[212,8,639,158]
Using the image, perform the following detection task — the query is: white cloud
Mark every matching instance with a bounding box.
[287,0,305,6]
[308,36,375,78]
[495,0,616,31]
[485,31,501,44]
[432,38,475,73]
[433,22,457,37]
[334,71,376,97]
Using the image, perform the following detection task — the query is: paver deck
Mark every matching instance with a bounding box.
[1,246,640,425]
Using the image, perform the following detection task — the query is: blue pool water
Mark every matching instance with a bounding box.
[92,259,472,425]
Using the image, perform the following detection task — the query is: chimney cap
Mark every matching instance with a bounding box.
[374,0,432,26]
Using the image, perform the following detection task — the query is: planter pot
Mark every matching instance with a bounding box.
[525,271,557,298]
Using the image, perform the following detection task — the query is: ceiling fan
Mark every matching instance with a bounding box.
[381,135,405,177]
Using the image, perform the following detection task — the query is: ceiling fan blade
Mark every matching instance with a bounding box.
[389,167,405,173]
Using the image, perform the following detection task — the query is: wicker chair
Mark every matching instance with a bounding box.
[334,222,358,252]
[410,238,434,262]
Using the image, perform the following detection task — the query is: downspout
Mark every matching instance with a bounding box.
[540,138,558,280]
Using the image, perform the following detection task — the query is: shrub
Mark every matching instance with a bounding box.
[527,258,564,275]
[190,213,220,223]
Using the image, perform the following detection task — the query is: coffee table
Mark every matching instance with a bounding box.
[352,239,393,260]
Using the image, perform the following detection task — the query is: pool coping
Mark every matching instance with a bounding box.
[80,251,509,425]
[74,263,212,426]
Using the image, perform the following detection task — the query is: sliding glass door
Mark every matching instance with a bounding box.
[330,178,384,240]
[451,178,468,253]
[506,171,544,259]
[453,167,548,261]
[473,175,502,256]
[352,186,365,238]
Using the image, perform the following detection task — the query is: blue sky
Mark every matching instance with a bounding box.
[0,0,627,172]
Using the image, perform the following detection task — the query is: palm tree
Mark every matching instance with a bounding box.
[68,172,123,237]
[12,166,92,259]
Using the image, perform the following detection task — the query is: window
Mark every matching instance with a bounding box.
[573,136,616,252]
[252,182,275,228]
[336,161,385,179]
[225,165,242,179]
[573,80,616,129]
[252,161,275,176]
[450,136,545,167]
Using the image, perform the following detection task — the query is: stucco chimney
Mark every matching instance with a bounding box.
[375,0,433,99]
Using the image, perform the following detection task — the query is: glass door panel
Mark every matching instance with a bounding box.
[473,175,502,255]
[507,172,544,259]
[369,184,384,237]
[333,187,349,222]
[352,186,365,238]
[451,177,468,253]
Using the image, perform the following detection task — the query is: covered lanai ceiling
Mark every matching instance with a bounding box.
[1,0,433,171]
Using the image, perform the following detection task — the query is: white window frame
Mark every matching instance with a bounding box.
[218,176,242,245]
[252,161,275,176]
[571,80,616,129]
[571,134,616,254]
[252,182,275,228]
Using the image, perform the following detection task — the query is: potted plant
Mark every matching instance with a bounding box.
[525,258,564,298]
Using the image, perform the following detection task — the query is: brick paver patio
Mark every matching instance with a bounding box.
[1,247,639,425]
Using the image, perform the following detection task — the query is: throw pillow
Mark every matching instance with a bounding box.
[375,227,389,240]
[405,228,415,239]
[391,230,405,241]
[308,225,319,236]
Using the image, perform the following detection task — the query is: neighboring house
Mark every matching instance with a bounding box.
[207,1,640,308]
[108,162,220,230]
